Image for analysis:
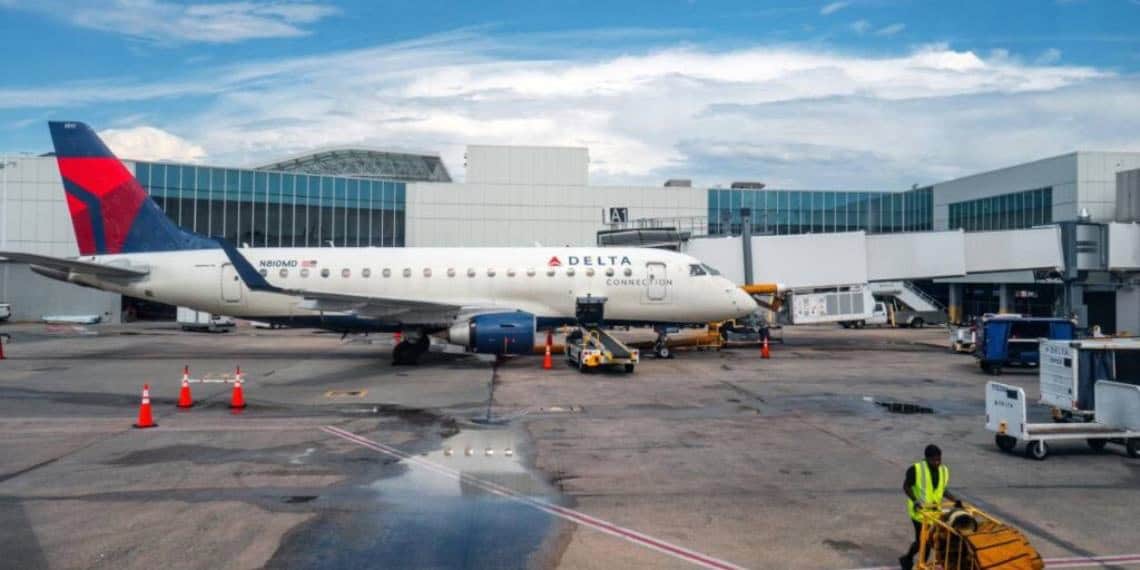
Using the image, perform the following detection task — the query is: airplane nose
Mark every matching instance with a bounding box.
[731,287,759,317]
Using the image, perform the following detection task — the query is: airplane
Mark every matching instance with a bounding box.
[0,121,758,364]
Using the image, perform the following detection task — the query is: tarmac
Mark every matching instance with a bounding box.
[0,322,1137,569]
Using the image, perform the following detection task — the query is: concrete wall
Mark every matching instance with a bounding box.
[1078,153,1140,222]
[1117,285,1140,336]
[1116,168,1140,222]
[465,145,589,186]
[1,156,122,323]
[405,182,706,247]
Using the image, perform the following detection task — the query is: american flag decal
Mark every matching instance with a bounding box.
[302,260,318,268]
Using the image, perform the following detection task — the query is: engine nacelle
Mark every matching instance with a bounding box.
[447,312,536,355]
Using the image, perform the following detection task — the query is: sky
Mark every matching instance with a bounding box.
[1,0,1138,190]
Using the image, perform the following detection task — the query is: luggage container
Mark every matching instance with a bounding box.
[975,316,1075,375]
[1040,338,1140,419]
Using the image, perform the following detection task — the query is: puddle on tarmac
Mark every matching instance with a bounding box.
[268,427,564,569]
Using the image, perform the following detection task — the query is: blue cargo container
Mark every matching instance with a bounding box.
[976,316,1076,374]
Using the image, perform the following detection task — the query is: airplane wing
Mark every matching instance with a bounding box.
[215,240,463,321]
[0,251,149,279]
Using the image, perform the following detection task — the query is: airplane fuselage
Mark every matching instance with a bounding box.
[73,246,755,331]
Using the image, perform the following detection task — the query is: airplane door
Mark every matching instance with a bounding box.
[644,262,670,303]
[220,263,243,303]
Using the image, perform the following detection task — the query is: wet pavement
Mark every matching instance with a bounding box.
[0,322,1137,569]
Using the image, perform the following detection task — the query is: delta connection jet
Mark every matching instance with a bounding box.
[0,122,757,364]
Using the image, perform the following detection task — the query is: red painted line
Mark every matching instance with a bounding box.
[321,425,746,570]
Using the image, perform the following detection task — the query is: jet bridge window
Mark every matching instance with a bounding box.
[689,264,707,276]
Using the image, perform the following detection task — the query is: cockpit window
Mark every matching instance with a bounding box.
[701,263,721,276]
[689,264,708,276]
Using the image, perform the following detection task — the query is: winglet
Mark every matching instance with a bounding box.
[216,239,284,293]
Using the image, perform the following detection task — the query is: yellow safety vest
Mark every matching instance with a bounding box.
[907,461,949,522]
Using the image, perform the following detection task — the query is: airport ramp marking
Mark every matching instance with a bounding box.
[847,552,1140,570]
[321,425,746,570]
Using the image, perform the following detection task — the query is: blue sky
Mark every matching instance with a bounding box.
[1,0,1138,189]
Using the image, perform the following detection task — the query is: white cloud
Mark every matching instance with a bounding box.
[1036,48,1063,64]
[850,19,871,34]
[98,126,207,163]
[2,30,1134,189]
[820,1,849,16]
[875,23,906,37]
[6,0,338,44]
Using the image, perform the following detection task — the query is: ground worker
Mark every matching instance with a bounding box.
[900,444,958,569]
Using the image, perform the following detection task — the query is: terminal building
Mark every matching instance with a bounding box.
[2,141,1138,333]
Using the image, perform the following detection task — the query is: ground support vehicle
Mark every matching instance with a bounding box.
[840,301,888,329]
[976,316,1075,375]
[986,380,1140,460]
[1039,338,1140,421]
[949,325,976,353]
[914,500,1043,569]
[177,307,235,333]
[565,328,639,373]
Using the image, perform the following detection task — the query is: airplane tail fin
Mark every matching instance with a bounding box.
[48,121,215,255]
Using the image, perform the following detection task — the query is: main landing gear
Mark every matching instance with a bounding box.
[392,333,429,365]
[652,327,673,359]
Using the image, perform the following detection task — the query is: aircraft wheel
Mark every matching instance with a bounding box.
[654,344,670,359]
[1086,438,1108,452]
[1025,440,1048,460]
[995,434,1017,453]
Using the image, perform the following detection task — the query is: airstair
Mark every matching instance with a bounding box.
[870,281,944,312]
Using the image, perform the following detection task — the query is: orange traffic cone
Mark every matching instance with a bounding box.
[230,366,246,409]
[177,365,193,408]
[761,337,771,359]
[134,384,157,428]
[542,331,553,370]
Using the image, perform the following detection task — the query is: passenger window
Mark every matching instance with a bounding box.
[382,268,391,278]
[526,268,536,277]
[258,269,268,277]
[362,268,371,278]
[447,268,456,277]
[507,268,516,277]
[321,268,330,278]
[279,268,288,278]
[467,268,476,277]
[301,268,310,278]
[566,267,576,276]
[623,267,632,277]
[689,264,707,276]
[585,268,595,277]
[605,267,614,277]
[423,268,432,277]
[546,268,556,277]
[487,268,496,277]
[402,268,411,278]
[342,268,351,278]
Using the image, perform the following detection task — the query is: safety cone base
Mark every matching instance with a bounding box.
[133,421,158,428]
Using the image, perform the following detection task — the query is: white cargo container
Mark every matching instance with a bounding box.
[177,307,235,333]
[1040,338,1140,417]
[786,285,874,325]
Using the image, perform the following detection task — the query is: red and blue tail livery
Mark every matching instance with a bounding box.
[49,121,215,255]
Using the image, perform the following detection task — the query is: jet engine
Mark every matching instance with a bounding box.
[447,312,536,355]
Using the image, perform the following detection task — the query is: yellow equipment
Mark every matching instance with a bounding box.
[915,501,1043,570]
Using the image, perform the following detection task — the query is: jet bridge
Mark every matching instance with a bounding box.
[684,223,1138,325]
